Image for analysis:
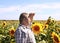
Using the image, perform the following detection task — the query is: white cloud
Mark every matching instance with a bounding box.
[0,6,19,13]
[18,3,60,13]
[33,13,60,20]
[0,3,60,20]
[0,3,60,13]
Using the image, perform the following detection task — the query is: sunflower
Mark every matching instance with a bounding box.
[46,17,55,25]
[46,17,51,24]
[9,26,15,36]
[31,22,43,35]
[51,32,60,43]
[44,24,48,29]
[2,21,7,28]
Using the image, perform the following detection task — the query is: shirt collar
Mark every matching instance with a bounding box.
[19,24,30,33]
[19,24,30,29]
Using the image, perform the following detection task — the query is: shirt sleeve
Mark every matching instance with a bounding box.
[27,29,36,43]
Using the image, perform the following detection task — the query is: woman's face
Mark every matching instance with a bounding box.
[28,17,31,25]
[23,15,31,26]
[23,14,34,26]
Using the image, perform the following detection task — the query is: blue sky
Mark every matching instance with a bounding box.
[0,0,60,20]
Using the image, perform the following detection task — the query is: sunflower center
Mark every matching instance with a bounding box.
[10,30,15,34]
[33,25,40,31]
[54,35,59,42]
[3,23,5,25]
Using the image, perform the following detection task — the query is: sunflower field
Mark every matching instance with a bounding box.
[0,20,19,43]
[31,16,60,43]
[0,16,60,43]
